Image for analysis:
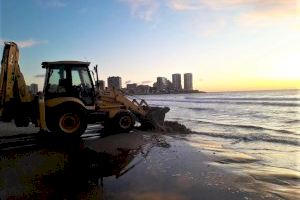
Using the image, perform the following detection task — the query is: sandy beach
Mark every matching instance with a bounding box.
[0,122,287,200]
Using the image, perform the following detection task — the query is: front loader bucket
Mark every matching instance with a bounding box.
[140,106,170,131]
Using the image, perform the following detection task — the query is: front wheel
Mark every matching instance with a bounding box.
[48,107,87,137]
[104,111,135,133]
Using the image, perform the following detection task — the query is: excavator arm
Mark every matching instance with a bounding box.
[0,42,34,125]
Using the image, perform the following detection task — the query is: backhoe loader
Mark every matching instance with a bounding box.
[0,42,169,136]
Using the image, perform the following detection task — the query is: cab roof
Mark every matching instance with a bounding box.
[42,61,90,68]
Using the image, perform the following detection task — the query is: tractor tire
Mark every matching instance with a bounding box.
[110,111,135,133]
[49,106,87,137]
[14,115,30,127]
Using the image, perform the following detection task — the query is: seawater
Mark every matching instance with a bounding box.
[137,89,300,199]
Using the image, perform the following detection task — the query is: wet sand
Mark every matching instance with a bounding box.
[0,123,285,200]
[0,122,39,137]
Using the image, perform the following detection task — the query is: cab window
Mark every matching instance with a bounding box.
[71,67,94,105]
[47,67,67,93]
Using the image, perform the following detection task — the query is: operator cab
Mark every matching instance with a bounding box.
[42,61,95,106]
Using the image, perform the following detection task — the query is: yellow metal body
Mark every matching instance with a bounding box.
[0,41,154,133]
[45,97,95,110]
[38,95,47,131]
[0,42,32,105]
[97,87,149,118]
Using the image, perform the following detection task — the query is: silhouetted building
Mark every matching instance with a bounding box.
[96,80,105,90]
[172,73,182,91]
[127,83,137,94]
[26,85,31,93]
[136,85,150,94]
[108,76,122,89]
[184,73,193,91]
[30,83,38,95]
[156,77,168,91]
[166,80,173,91]
[127,83,137,90]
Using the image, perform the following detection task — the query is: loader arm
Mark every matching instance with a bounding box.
[112,88,149,116]
[97,87,170,130]
[97,88,148,117]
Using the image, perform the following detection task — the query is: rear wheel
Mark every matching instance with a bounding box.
[48,107,87,137]
[14,115,30,127]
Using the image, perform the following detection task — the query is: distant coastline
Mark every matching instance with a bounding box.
[129,90,206,96]
[206,88,299,93]
[126,89,299,95]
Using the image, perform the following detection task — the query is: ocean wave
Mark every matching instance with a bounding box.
[184,97,300,102]
[145,98,300,107]
[234,101,299,107]
[192,131,300,146]
[192,120,299,136]
[187,107,214,111]
[286,119,300,124]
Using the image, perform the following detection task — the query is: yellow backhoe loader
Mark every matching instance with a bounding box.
[0,42,169,136]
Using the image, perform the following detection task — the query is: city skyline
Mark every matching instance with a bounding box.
[24,72,194,93]
[105,73,193,90]
[123,72,196,95]
[1,1,299,92]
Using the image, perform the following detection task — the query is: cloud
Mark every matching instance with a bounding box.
[34,74,45,78]
[125,80,132,84]
[16,39,47,48]
[120,0,160,21]
[141,80,152,84]
[120,0,297,34]
[118,0,298,39]
[237,2,297,28]
[168,0,294,11]
[167,0,203,10]
[0,39,47,48]
[167,0,297,35]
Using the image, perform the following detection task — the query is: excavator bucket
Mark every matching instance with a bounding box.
[140,106,170,131]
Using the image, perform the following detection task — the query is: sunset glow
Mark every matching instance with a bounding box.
[1,0,299,91]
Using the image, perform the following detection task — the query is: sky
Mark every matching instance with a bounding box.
[1,0,299,92]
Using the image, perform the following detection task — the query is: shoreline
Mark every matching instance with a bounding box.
[127,90,206,96]
[0,123,286,200]
[134,88,299,95]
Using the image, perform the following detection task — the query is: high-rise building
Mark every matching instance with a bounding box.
[184,73,193,91]
[136,85,150,94]
[172,73,182,91]
[96,80,105,90]
[156,77,168,91]
[127,83,137,94]
[127,83,137,90]
[30,83,38,95]
[107,76,122,89]
[26,85,31,94]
